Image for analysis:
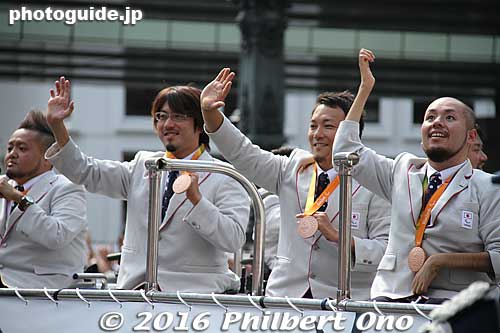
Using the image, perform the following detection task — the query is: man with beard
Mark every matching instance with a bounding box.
[0,111,87,288]
[200,69,390,300]
[333,48,500,303]
[45,77,249,292]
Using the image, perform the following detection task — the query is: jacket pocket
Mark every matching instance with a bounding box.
[448,269,490,286]
[121,245,137,254]
[34,265,72,277]
[275,256,291,263]
[180,264,225,274]
[377,254,396,271]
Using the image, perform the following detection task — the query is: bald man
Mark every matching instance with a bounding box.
[333,49,500,303]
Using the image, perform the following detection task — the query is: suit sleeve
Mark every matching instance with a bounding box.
[206,116,289,194]
[46,138,135,199]
[333,120,395,202]
[263,194,281,269]
[352,193,391,272]
[478,182,500,282]
[16,180,87,250]
[181,175,250,253]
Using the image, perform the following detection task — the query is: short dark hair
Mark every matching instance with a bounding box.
[312,90,365,138]
[151,85,210,150]
[17,110,55,151]
[271,146,294,157]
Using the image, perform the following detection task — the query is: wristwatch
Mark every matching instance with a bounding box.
[18,195,34,211]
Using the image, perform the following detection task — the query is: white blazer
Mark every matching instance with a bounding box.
[0,170,87,288]
[207,117,390,299]
[333,120,500,299]
[46,139,250,293]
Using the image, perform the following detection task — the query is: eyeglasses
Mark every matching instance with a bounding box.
[154,112,190,123]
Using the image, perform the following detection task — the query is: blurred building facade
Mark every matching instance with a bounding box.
[0,0,498,244]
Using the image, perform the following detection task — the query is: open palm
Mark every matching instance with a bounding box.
[201,68,234,112]
[47,76,74,124]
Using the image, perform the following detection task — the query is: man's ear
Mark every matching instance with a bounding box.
[466,128,478,145]
[42,158,53,170]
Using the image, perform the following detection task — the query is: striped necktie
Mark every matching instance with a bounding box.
[423,172,442,208]
[315,172,330,212]
[161,171,179,221]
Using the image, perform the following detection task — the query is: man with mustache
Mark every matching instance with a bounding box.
[333,49,500,303]
[45,77,249,292]
[200,69,390,300]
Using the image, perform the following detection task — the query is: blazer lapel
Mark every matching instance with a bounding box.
[407,162,427,226]
[5,171,56,238]
[429,162,471,227]
[296,164,315,214]
[325,182,340,226]
[159,151,213,230]
[0,199,8,238]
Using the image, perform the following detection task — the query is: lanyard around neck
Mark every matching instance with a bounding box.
[303,164,339,216]
[414,171,457,247]
[165,145,205,174]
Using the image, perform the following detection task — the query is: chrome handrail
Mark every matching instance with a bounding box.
[145,158,266,295]
[333,152,360,303]
[0,288,439,314]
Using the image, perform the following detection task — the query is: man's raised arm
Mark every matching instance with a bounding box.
[345,48,375,123]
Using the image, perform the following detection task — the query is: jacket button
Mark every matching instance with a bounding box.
[309,272,316,279]
[312,244,320,251]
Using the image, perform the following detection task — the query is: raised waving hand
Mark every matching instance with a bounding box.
[47,76,74,123]
[345,49,376,123]
[359,48,375,90]
[46,76,73,147]
[200,68,235,133]
[201,68,235,113]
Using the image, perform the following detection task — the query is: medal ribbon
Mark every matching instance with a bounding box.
[303,164,340,216]
[165,145,205,174]
[414,171,457,247]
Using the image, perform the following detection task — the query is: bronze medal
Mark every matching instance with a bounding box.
[408,246,427,272]
[297,216,318,239]
[173,174,192,194]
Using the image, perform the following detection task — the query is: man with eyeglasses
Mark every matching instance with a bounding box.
[45,77,250,293]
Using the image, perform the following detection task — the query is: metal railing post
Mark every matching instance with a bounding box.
[145,160,162,292]
[145,158,266,295]
[333,152,359,304]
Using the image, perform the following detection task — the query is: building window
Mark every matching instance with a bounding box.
[126,85,160,116]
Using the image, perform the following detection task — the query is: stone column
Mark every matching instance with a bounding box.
[236,0,288,150]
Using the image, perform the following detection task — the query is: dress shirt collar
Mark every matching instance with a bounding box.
[426,160,467,181]
[13,169,54,192]
[316,164,337,181]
